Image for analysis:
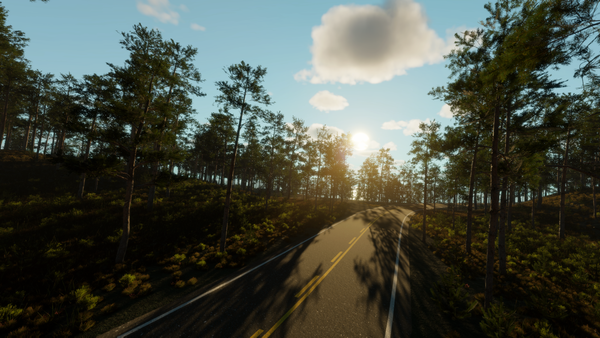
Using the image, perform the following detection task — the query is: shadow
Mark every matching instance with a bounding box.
[105,231,324,338]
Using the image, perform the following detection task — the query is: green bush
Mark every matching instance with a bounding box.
[479,302,517,338]
[118,274,136,288]
[70,285,100,310]
[430,266,477,319]
[0,304,23,322]
[171,254,186,264]
[106,229,123,243]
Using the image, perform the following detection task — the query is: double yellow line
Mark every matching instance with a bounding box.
[251,210,389,338]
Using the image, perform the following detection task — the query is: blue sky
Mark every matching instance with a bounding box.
[6,0,582,170]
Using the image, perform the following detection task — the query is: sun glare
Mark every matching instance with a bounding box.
[352,133,369,151]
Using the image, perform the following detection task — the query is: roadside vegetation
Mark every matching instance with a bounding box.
[413,191,600,338]
[0,151,372,337]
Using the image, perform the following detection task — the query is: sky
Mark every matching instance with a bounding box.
[5,0,583,171]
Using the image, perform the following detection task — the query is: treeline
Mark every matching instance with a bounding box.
[0,5,355,262]
[357,0,600,312]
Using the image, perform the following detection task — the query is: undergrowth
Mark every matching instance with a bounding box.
[413,191,600,337]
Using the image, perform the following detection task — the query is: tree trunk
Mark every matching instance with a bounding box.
[23,111,33,151]
[507,183,514,233]
[593,176,597,219]
[466,130,480,255]
[484,102,501,310]
[559,128,570,239]
[452,193,456,229]
[4,120,13,150]
[0,80,12,148]
[116,129,138,263]
[220,95,246,253]
[422,162,428,243]
[484,189,488,212]
[531,188,536,228]
[35,118,46,161]
[537,185,543,209]
[30,108,40,152]
[498,111,510,275]
[50,129,56,154]
[77,113,97,199]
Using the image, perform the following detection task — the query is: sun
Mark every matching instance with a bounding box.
[351,133,369,151]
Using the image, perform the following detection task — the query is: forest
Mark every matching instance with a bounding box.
[2,0,600,337]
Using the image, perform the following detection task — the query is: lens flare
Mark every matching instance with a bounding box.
[351,133,369,151]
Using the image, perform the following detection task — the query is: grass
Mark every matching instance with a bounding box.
[0,150,378,337]
[411,191,600,338]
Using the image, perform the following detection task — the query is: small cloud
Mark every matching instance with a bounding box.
[381,120,407,130]
[179,4,189,11]
[306,123,344,139]
[137,0,180,25]
[294,69,313,82]
[309,90,349,112]
[395,159,406,166]
[438,104,453,118]
[381,118,430,136]
[190,23,206,31]
[383,141,397,151]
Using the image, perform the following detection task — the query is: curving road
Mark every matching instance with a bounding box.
[108,206,415,338]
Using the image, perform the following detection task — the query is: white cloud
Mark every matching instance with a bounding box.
[383,141,397,151]
[381,118,430,135]
[137,0,180,25]
[307,123,345,139]
[394,159,406,166]
[309,90,349,112]
[294,0,454,84]
[179,4,189,12]
[438,104,453,118]
[190,23,206,31]
[381,120,407,130]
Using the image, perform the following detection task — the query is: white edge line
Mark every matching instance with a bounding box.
[385,210,414,338]
[117,222,341,337]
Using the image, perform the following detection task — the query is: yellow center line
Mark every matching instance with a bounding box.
[348,237,357,245]
[360,227,367,233]
[295,275,320,298]
[250,329,264,338]
[330,251,342,263]
[260,210,388,338]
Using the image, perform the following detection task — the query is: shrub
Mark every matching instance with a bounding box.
[430,266,478,319]
[480,302,517,338]
[78,239,94,247]
[79,319,95,332]
[99,303,116,315]
[0,304,23,322]
[44,242,69,258]
[174,280,185,288]
[533,320,558,338]
[106,229,123,243]
[137,283,152,296]
[0,227,13,235]
[70,285,100,310]
[118,274,136,288]
[196,260,207,269]
[236,248,246,255]
[171,254,186,264]
[186,277,198,286]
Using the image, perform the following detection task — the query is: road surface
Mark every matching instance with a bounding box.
[109,206,415,338]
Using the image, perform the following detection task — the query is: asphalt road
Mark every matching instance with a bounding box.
[110,206,415,338]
